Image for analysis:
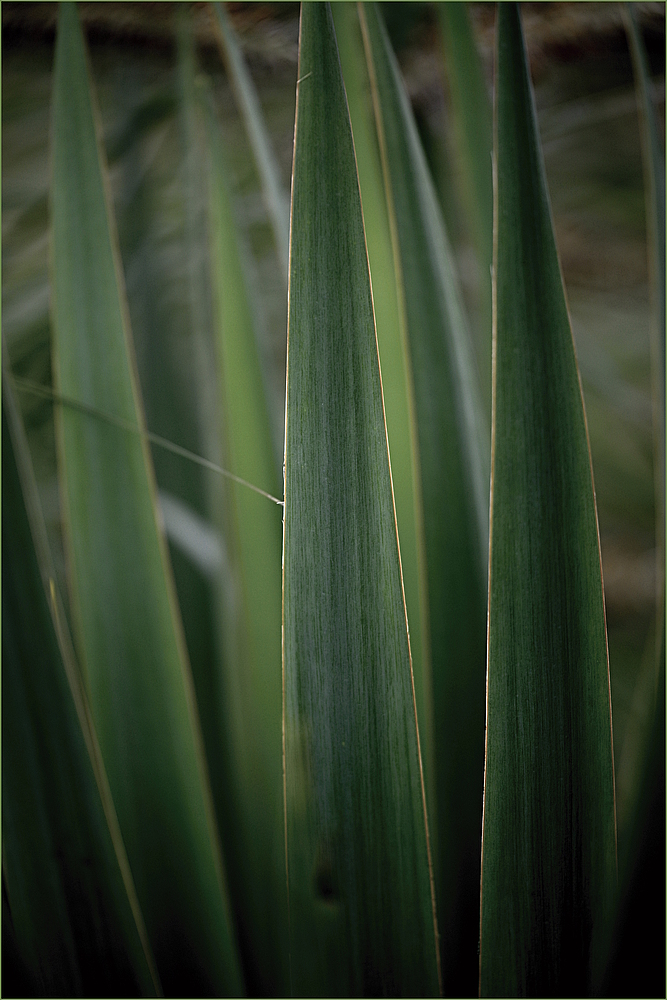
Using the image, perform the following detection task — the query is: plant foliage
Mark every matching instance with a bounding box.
[2,2,663,997]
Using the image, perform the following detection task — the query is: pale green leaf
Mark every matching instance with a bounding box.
[50,5,243,993]
[213,0,290,278]
[624,2,665,635]
[438,1,493,411]
[200,72,288,996]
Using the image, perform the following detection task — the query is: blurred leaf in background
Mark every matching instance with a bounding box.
[50,4,242,993]
[3,371,159,998]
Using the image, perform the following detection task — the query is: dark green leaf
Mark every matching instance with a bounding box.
[331,0,433,845]
[359,5,488,992]
[479,7,617,995]
[2,372,158,997]
[282,5,440,995]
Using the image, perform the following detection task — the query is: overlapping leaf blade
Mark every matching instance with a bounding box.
[359,5,488,992]
[2,373,158,998]
[331,1,433,836]
[200,72,288,996]
[479,7,617,995]
[282,4,439,995]
[50,4,242,994]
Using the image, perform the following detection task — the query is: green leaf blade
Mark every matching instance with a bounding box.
[624,2,665,637]
[213,0,290,278]
[359,5,489,992]
[2,375,158,998]
[50,5,243,994]
[438,1,494,411]
[283,5,439,995]
[200,72,288,996]
[479,6,617,996]
[331,0,432,850]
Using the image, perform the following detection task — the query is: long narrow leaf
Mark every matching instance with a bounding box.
[331,0,433,841]
[282,5,440,995]
[109,25,223,790]
[599,11,666,993]
[624,2,665,654]
[200,73,288,996]
[437,2,493,412]
[2,370,158,998]
[175,4,220,472]
[213,0,290,278]
[359,5,488,992]
[50,5,243,993]
[479,7,617,995]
